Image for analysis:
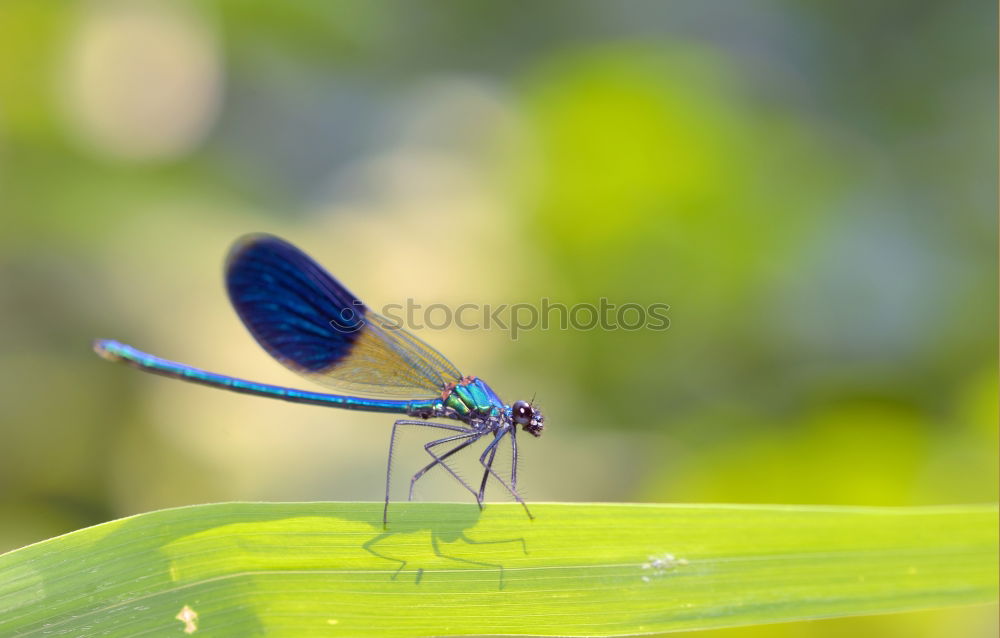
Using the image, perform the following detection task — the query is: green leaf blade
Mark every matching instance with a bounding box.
[1,502,996,637]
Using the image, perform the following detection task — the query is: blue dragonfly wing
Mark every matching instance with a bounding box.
[225,234,462,397]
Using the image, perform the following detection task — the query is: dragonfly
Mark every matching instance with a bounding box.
[94,234,544,526]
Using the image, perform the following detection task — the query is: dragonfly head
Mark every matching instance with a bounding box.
[511,400,544,437]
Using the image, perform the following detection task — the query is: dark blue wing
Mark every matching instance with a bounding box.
[225,234,462,397]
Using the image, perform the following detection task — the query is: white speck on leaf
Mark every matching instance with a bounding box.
[640,553,689,581]
[176,605,198,634]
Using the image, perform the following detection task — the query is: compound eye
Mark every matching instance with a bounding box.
[512,400,533,426]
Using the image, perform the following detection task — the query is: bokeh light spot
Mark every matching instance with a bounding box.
[58,0,222,161]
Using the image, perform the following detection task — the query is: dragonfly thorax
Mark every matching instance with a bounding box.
[437,378,544,436]
[440,377,504,421]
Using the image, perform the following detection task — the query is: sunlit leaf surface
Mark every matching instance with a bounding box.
[0,502,995,637]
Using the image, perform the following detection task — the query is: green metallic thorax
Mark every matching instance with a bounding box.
[444,377,504,419]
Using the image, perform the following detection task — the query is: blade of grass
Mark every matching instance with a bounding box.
[0,502,995,637]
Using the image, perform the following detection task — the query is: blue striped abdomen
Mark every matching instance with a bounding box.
[93,340,433,414]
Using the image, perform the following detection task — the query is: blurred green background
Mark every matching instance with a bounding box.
[0,1,996,635]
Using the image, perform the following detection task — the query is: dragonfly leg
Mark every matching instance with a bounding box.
[479,431,534,520]
[477,444,499,506]
[510,425,519,490]
[384,419,472,528]
[409,434,481,503]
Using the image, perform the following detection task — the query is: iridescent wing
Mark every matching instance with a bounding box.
[225,234,462,397]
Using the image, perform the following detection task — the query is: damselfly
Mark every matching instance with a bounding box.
[94,234,544,525]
